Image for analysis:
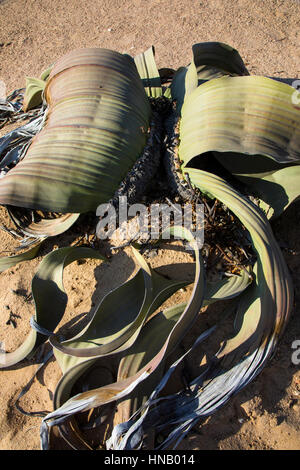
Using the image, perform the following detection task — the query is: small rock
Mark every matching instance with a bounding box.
[147,249,158,259]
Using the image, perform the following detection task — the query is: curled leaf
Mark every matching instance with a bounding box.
[0,246,106,368]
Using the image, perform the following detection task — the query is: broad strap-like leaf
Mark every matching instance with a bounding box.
[22,64,53,112]
[0,48,151,213]
[0,242,43,273]
[0,246,106,368]
[7,208,80,239]
[186,168,293,348]
[39,65,53,82]
[233,165,300,219]
[209,150,300,218]
[186,169,293,381]
[134,46,162,98]
[50,247,187,360]
[171,42,249,114]
[113,268,252,428]
[179,76,300,165]
[192,42,249,79]
[204,269,252,305]
[108,168,293,449]
[49,248,188,449]
[107,300,237,450]
[39,228,205,449]
[23,77,46,112]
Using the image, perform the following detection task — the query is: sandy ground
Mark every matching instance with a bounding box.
[0,0,299,451]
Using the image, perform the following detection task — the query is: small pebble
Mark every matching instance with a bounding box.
[147,249,158,259]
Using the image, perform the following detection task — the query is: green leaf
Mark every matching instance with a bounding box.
[204,269,252,305]
[113,168,294,450]
[170,66,189,113]
[191,42,249,79]
[0,48,151,213]
[51,246,187,362]
[0,242,43,273]
[234,165,300,218]
[39,65,53,82]
[179,76,300,167]
[209,151,300,218]
[134,46,162,97]
[114,302,186,425]
[185,168,293,365]
[40,228,205,449]
[114,266,252,426]
[212,151,299,178]
[7,208,80,238]
[171,42,248,114]
[0,246,106,368]
[23,77,46,112]
[170,58,199,115]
